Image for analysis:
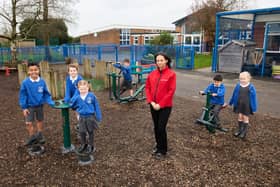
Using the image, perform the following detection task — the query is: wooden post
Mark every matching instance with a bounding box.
[49,70,57,99]
[17,63,28,84]
[39,61,51,93]
[72,58,78,64]
[57,72,66,99]
[95,60,111,88]
[83,58,92,79]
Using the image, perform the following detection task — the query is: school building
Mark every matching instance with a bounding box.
[172,8,218,53]
[79,25,179,46]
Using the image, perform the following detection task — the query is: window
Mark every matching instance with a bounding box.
[133,36,139,45]
[120,29,130,45]
[184,36,191,44]
[193,36,200,45]
[144,36,154,45]
[267,23,280,51]
[181,24,187,34]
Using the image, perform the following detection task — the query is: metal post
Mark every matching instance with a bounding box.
[261,23,269,77]
[53,101,75,153]
[115,45,118,62]
[111,72,117,99]
[204,92,211,121]
[212,15,220,72]
[61,108,71,148]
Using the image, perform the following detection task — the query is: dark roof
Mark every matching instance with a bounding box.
[173,7,224,25]
[218,40,256,52]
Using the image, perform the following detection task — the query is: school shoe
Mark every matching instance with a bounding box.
[36,132,46,144]
[87,146,96,154]
[77,144,87,153]
[24,134,37,146]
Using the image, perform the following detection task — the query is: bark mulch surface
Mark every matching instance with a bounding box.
[0,73,279,186]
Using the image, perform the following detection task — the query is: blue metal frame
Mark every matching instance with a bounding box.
[251,14,257,40]
[0,44,196,70]
[261,23,269,77]
[212,7,280,76]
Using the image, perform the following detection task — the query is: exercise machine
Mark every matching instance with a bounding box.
[196,92,228,133]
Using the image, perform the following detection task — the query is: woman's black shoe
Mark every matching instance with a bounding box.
[154,152,166,160]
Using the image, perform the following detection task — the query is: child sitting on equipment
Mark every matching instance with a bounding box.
[70,80,102,154]
[199,74,226,127]
[113,58,133,96]
[19,63,55,146]
[64,63,83,130]
[229,71,257,139]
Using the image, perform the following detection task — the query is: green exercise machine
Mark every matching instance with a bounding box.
[196,92,228,133]
[54,100,93,165]
[106,61,146,103]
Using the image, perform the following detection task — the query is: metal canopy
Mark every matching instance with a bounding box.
[212,7,280,76]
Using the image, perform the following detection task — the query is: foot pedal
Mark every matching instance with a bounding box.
[76,151,94,165]
[27,144,45,156]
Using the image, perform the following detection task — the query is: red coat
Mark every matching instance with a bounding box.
[145,67,176,108]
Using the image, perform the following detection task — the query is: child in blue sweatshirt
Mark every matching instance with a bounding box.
[70,80,102,154]
[229,71,257,139]
[19,63,55,146]
[64,63,83,130]
[64,63,83,103]
[113,58,133,96]
[199,74,226,126]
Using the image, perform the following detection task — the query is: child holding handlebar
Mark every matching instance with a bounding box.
[199,74,226,127]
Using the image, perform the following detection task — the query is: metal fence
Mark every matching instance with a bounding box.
[0,44,195,70]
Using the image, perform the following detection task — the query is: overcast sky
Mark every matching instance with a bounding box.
[68,0,280,37]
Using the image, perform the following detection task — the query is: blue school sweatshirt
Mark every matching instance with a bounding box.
[70,92,102,122]
[113,63,132,81]
[64,74,83,103]
[229,83,258,112]
[19,77,54,109]
[203,83,226,105]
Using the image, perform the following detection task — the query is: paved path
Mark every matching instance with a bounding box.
[175,68,280,118]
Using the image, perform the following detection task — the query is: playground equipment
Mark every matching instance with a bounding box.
[53,100,94,165]
[106,61,151,103]
[26,133,45,156]
[196,92,228,133]
[5,67,10,76]
[53,100,75,153]
[75,150,94,166]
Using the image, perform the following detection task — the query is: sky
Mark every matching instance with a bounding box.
[68,0,280,37]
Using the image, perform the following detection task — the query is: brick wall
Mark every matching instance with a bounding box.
[80,29,120,45]
[254,22,265,48]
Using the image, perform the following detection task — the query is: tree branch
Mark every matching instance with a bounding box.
[0,34,11,41]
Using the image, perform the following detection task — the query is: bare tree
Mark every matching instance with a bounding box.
[0,0,41,63]
[40,0,77,61]
[41,0,77,46]
[0,0,78,62]
[191,0,248,50]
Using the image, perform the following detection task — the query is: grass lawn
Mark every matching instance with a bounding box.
[194,53,212,69]
[87,78,105,91]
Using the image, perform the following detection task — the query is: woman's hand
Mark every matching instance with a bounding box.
[151,102,160,111]
[154,104,160,111]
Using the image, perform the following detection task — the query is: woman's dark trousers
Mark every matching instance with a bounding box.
[150,106,172,154]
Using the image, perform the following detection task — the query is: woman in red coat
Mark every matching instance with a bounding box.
[145,52,176,159]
